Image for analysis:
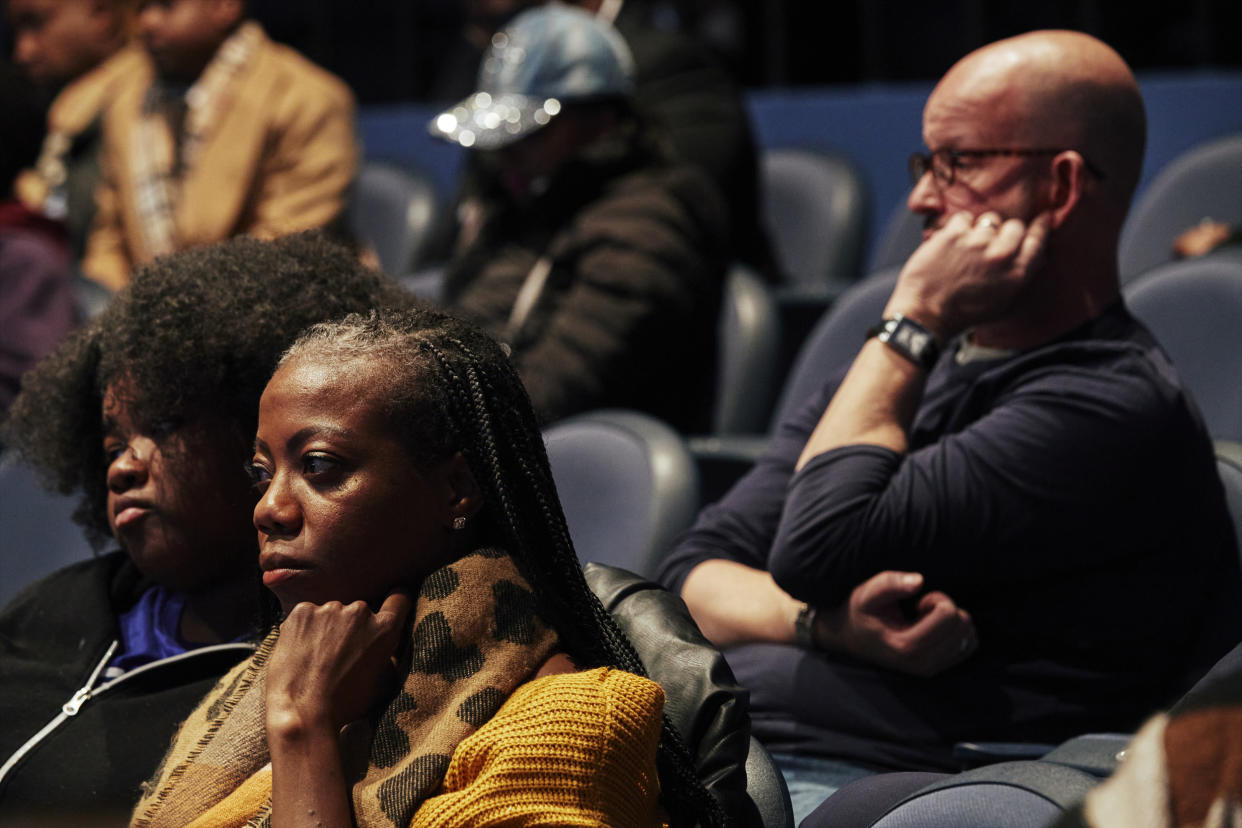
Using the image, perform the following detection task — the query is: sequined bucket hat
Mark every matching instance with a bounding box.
[429,4,635,150]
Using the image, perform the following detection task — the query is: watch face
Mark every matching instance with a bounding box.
[892,319,933,357]
[877,316,939,370]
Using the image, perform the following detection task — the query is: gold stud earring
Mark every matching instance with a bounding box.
[452,516,467,530]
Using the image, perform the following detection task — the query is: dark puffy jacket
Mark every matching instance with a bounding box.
[445,135,728,431]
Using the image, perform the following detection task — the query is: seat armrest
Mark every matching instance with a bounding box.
[952,741,1057,767]
[688,435,771,506]
[744,736,794,828]
[1038,733,1131,777]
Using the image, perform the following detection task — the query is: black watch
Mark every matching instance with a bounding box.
[868,314,940,372]
[794,603,819,649]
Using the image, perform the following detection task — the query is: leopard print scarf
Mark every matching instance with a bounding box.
[132,548,559,828]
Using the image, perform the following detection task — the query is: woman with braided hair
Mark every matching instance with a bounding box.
[131,307,727,827]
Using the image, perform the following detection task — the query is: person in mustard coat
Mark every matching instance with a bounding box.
[82,0,358,290]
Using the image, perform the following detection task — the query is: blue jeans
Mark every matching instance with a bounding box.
[771,752,878,826]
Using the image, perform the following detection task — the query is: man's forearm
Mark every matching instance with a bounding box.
[679,559,803,649]
[795,337,929,471]
[681,560,978,675]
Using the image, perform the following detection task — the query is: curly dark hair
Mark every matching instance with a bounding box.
[281,308,728,827]
[2,231,414,547]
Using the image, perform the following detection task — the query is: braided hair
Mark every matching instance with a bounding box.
[280,307,728,828]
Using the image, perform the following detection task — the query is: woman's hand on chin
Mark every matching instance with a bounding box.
[266,591,412,828]
[266,590,413,736]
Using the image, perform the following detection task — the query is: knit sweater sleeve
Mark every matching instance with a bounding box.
[411,667,668,828]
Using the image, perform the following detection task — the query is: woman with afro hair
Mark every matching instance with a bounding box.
[0,231,412,820]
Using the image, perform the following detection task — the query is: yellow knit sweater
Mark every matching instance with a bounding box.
[414,667,667,826]
[179,667,667,828]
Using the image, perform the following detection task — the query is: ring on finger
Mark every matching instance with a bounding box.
[977,216,1000,230]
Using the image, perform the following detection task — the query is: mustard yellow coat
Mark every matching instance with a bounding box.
[145,668,667,828]
[83,25,358,290]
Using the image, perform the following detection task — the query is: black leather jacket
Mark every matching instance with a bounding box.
[585,563,758,826]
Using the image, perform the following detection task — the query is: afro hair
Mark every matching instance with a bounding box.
[3,230,417,546]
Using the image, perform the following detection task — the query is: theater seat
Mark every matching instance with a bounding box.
[771,267,900,428]
[804,739,1121,828]
[1123,254,1242,441]
[0,457,96,608]
[761,148,869,292]
[544,409,699,579]
[868,762,1101,828]
[350,160,442,275]
[1119,132,1242,283]
[715,263,782,435]
[745,736,795,828]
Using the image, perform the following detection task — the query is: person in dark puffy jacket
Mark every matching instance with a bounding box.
[432,4,728,430]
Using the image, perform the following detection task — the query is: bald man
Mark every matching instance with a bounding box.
[658,31,1242,822]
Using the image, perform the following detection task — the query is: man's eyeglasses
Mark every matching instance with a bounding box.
[908,148,1106,187]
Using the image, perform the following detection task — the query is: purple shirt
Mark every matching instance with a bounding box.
[107,587,193,676]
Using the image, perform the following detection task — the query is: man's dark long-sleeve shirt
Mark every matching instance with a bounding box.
[659,302,1242,771]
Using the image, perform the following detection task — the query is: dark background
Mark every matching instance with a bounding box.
[2,0,1240,103]
[240,0,1242,104]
